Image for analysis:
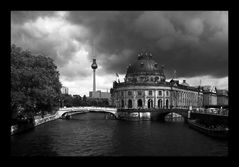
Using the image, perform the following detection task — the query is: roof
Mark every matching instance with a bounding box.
[126,52,165,76]
[216,89,228,96]
[181,80,190,86]
[202,85,217,93]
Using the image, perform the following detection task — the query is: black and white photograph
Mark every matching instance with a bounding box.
[10,11,228,156]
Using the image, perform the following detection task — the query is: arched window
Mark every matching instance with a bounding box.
[121,100,124,108]
[137,99,143,108]
[158,99,162,108]
[128,99,132,108]
[166,99,169,109]
[148,99,153,109]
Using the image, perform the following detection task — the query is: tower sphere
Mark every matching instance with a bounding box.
[91,59,98,69]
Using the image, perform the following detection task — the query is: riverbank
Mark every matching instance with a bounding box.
[11,112,60,135]
[11,108,104,135]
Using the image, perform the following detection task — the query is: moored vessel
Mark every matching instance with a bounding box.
[187,119,228,139]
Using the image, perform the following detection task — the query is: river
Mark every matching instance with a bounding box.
[11,112,228,156]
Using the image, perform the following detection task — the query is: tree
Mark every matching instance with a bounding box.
[62,94,73,107]
[72,95,82,106]
[83,95,87,102]
[11,44,62,119]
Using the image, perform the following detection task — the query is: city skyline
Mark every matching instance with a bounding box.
[11,11,228,96]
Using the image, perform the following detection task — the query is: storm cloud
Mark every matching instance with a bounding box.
[68,11,228,77]
[11,11,228,95]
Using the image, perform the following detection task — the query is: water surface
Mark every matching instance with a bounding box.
[11,112,228,156]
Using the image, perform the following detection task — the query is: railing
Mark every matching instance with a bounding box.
[191,108,228,116]
[58,106,117,116]
[59,106,116,111]
[117,108,188,113]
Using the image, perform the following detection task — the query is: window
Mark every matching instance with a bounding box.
[166,99,169,109]
[166,91,169,96]
[128,99,132,108]
[121,100,124,108]
[158,99,162,108]
[140,62,144,67]
[128,91,132,96]
[137,99,143,108]
[148,99,153,108]
[121,91,124,96]
[158,91,162,96]
[138,91,142,96]
[149,90,152,96]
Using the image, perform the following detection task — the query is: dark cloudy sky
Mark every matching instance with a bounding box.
[11,11,228,96]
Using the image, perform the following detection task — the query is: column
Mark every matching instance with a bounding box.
[154,90,157,108]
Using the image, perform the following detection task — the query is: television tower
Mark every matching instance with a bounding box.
[91,59,97,92]
[91,40,97,92]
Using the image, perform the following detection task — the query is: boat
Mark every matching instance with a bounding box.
[187,119,228,139]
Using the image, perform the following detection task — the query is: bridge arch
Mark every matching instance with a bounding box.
[153,109,189,121]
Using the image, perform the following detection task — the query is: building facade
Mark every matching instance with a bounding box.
[111,52,203,110]
[61,86,69,95]
[89,90,111,100]
[202,86,217,107]
[216,89,228,107]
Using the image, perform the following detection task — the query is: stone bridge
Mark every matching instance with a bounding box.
[55,107,228,122]
[116,108,190,121]
[55,106,117,118]
[116,108,228,121]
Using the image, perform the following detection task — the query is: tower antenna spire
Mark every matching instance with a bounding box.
[92,40,96,59]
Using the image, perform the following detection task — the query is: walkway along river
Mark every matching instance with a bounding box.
[10,112,228,156]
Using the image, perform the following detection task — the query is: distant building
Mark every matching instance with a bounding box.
[216,89,228,107]
[89,90,111,100]
[202,86,217,107]
[61,86,69,95]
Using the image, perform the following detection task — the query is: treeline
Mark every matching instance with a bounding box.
[60,94,114,108]
[11,44,62,121]
[11,44,114,125]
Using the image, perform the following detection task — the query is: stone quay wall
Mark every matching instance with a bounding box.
[11,113,60,135]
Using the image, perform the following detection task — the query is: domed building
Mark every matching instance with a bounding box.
[111,52,203,120]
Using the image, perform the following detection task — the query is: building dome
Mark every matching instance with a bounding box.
[126,52,164,76]
[125,52,166,83]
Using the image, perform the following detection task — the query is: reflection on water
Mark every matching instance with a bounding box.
[11,112,228,156]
